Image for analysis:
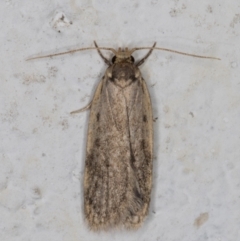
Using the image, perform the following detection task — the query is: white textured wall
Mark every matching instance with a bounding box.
[1,1,239,241]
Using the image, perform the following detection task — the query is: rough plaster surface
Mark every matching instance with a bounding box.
[0,1,239,241]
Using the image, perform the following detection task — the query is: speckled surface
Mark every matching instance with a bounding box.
[0,1,240,241]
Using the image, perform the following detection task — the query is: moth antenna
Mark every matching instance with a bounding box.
[132,44,220,60]
[136,42,156,66]
[26,47,97,61]
[154,47,220,60]
[94,41,112,66]
[26,41,117,61]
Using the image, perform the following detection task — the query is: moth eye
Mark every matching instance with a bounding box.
[112,56,117,63]
[130,56,135,63]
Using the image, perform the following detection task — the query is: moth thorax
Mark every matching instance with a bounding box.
[110,63,138,88]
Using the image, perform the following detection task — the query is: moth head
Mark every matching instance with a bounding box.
[112,55,135,64]
[111,48,135,64]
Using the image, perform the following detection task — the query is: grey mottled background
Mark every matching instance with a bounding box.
[0,1,239,241]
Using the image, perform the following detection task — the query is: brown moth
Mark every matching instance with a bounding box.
[27,42,220,230]
[83,43,155,230]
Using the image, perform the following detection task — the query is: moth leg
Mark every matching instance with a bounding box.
[94,41,112,66]
[136,42,156,67]
[70,101,92,114]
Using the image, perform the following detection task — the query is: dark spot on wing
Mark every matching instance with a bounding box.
[143,115,147,122]
[131,153,136,164]
[88,197,93,205]
[94,138,100,148]
[86,152,94,168]
[141,139,145,149]
[96,113,100,121]
[129,149,137,170]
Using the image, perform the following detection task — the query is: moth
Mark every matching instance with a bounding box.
[27,42,219,230]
